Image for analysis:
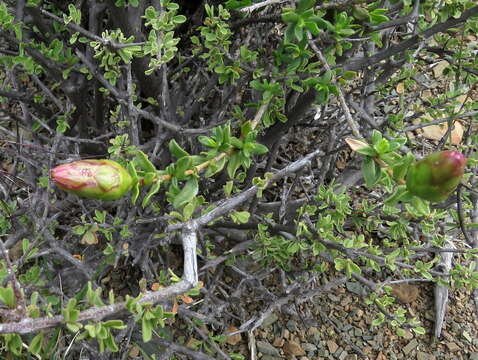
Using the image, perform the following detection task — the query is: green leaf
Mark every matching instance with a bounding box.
[169,139,189,158]
[396,328,406,337]
[173,15,187,24]
[373,138,390,154]
[224,181,233,197]
[294,23,304,41]
[205,156,226,178]
[362,157,381,188]
[174,156,193,179]
[251,143,269,155]
[142,181,161,208]
[227,152,242,179]
[0,286,15,308]
[135,151,156,172]
[198,136,217,148]
[173,178,198,209]
[142,317,153,343]
[297,0,315,12]
[371,129,382,144]
[28,332,44,355]
[230,210,250,224]
[412,326,426,335]
[282,11,299,24]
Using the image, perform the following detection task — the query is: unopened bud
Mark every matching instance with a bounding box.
[406,151,466,202]
[51,160,132,200]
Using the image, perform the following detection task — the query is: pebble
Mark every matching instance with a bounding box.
[273,338,284,347]
[262,313,279,328]
[402,339,418,355]
[417,352,434,360]
[302,342,317,352]
[284,340,305,356]
[446,342,461,352]
[469,352,478,360]
[338,350,348,360]
[328,294,341,302]
[225,326,242,345]
[354,327,363,337]
[286,320,299,332]
[256,341,280,356]
[307,327,320,343]
[261,356,283,360]
[327,340,339,353]
[402,330,414,340]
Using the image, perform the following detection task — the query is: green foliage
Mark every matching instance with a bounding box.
[0,0,477,356]
[126,296,175,343]
[143,1,186,73]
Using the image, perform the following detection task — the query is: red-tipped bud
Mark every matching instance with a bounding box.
[406,151,466,202]
[51,160,132,200]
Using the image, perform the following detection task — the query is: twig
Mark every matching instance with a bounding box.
[308,32,362,138]
[402,110,478,132]
[0,222,198,334]
[343,6,478,71]
[239,0,289,13]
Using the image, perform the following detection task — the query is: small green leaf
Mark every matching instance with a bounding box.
[169,139,189,158]
[28,332,44,355]
[227,152,242,179]
[142,317,153,343]
[135,151,156,173]
[0,286,15,308]
[142,181,161,208]
[396,328,406,337]
[362,157,381,188]
[173,178,198,209]
[230,210,250,224]
[412,326,426,335]
[174,157,193,179]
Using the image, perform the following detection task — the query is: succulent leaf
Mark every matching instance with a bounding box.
[405,151,466,202]
[50,160,133,200]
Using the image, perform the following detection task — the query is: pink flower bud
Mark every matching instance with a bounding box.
[51,160,132,200]
[406,151,466,202]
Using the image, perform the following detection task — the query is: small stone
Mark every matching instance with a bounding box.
[307,326,320,342]
[402,339,418,355]
[446,342,460,352]
[256,341,280,356]
[284,340,305,356]
[469,352,478,360]
[302,343,317,352]
[338,351,348,360]
[402,330,414,340]
[355,309,364,319]
[225,326,242,345]
[417,352,432,360]
[334,347,344,357]
[327,294,341,302]
[354,327,363,337]
[282,329,290,339]
[327,340,339,354]
[261,356,283,360]
[272,338,284,347]
[261,313,279,328]
[286,320,299,333]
